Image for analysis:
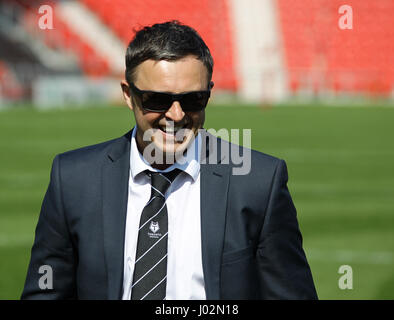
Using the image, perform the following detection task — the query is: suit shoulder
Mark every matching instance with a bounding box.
[218,134,282,168]
[250,148,283,170]
[250,147,281,164]
[204,130,282,166]
[59,137,117,160]
[56,131,131,166]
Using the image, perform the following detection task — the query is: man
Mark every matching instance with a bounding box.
[21,21,317,300]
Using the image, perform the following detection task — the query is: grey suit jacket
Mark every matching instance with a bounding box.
[21,129,318,299]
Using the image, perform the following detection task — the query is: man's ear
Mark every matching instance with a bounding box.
[120,80,134,110]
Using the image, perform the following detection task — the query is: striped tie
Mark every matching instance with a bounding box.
[131,169,180,300]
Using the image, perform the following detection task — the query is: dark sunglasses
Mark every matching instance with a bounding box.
[129,82,211,112]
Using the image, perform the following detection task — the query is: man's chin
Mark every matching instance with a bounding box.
[140,144,182,168]
[141,128,197,166]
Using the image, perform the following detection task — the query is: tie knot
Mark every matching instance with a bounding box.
[147,169,180,197]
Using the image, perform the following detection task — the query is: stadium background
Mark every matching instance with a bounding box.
[0,0,393,299]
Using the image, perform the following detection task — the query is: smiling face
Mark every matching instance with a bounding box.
[121,55,210,169]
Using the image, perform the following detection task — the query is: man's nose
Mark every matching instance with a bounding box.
[165,101,185,122]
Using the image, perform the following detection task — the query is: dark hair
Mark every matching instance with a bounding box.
[125,20,213,85]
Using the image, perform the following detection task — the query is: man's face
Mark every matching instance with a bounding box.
[121,55,210,166]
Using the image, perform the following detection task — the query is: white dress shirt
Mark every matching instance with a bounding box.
[122,127,206,300]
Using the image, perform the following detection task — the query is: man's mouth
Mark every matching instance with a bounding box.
[158,124,188,136]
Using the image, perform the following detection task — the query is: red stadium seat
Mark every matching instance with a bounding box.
[277,0,394,96]
[80,0,237,90]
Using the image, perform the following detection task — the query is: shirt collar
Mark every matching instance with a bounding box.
[129,126,201,181]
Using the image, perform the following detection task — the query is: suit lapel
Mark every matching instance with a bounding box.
[102,131,132,299]
[200,132,230,300]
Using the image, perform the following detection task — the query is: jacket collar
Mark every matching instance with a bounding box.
[129,126,201,182]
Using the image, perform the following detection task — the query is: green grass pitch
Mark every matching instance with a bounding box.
[0,103,393,299]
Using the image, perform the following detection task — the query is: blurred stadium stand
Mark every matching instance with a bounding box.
[0,0,393,107]
[277,0,394,98]
[81,0,237,90]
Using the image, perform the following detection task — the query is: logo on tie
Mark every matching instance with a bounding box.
[148,221,162,239]
[149,221,160,233]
